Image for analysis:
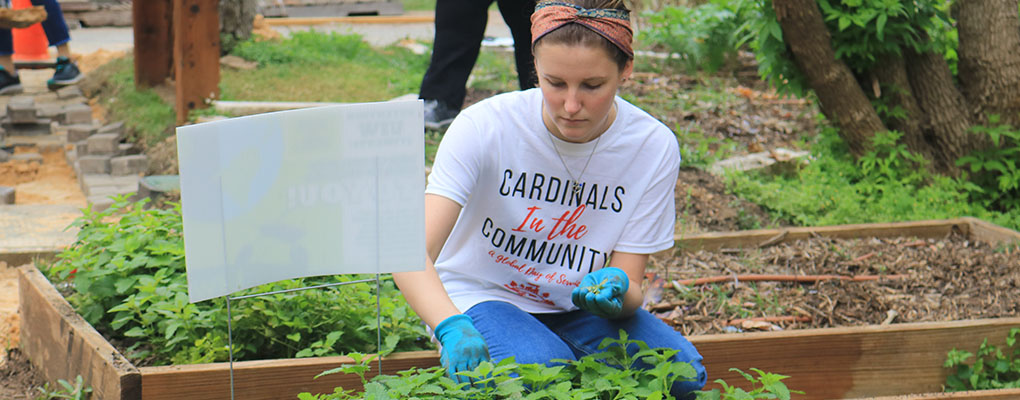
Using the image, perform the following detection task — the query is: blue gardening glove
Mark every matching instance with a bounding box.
[435,314,490,384]
[571,267,630,319]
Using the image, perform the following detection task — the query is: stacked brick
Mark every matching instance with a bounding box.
[0,85,150,211]
[55,91,149,210]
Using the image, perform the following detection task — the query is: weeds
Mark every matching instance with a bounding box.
[727,125,1020,231]
[956,115,1020,211]
[638,0,755,73]
[301,332,796,399]
[944,328,1020,391]
[43,196,431,366]
[35,375,92,400]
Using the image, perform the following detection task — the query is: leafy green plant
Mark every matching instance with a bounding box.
[956,115,1020,211]
[857,130,928,189]
[699,368,802,400]
[43,196,431,366]
[739,0,810,97]
[35,375,92,400]
[742,0,955,96]
[639,0,755,73]
[727,124,1020,231]
[301,332,798,399]
[943,328,1020,391]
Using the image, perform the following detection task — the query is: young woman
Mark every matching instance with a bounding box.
[393,0,707,397]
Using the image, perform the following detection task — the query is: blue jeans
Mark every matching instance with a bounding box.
[0,0,72,55]
[465,301,707,399]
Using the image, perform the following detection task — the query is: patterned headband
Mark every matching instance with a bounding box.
[530,1,634,58]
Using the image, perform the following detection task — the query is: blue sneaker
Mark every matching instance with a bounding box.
[47,56,83,90]
[0,66,22,95]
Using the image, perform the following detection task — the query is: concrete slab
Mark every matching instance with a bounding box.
[0,204,80,263]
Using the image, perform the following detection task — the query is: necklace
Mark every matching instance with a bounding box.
[547,131,601,197]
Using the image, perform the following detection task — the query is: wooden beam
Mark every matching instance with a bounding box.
[261,15,434,25]
[0,250,58,267]
[173,0,220,125]
[132,0,173,88]
[691,318,1020,399]
[862,388,1020,399]
[673,218,1020,252]
[17,265,141,400]
[962,216,1020,249]
[140,351,441,400]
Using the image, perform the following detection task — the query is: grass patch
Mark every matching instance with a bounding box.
[84,56,176,148]
[727,125,1020,231]
[401,0,435,11]
[468,49,520,93]
[222,31,429,103]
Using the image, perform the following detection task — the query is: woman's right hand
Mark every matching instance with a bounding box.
[434,314,490,384]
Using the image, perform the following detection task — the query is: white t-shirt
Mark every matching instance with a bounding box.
[426,88,680,314]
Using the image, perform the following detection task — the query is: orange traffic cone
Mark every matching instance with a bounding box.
[11,0,50,62]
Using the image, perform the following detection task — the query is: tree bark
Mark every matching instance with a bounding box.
[904,49,975,174]
[772,0,887,157]
[870,53,936,164]
[956,0,1020,128]
[219,0,258,55]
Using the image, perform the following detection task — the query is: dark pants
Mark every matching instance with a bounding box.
[419,0,538,110]
[0,0,72,55]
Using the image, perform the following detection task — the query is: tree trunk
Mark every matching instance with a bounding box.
[219,0,258,55]
[772,0,887,157]
[904,48,975,174]
[956,0,1020,128]
[870,53,936,164]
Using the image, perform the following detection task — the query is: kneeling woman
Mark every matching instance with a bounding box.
[393,0,707,398]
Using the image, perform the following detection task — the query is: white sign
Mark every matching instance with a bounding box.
[176,101,426,302]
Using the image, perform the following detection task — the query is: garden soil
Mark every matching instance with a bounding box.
[646,233,1020,336]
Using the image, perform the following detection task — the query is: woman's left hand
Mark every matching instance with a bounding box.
[571,267,630,318]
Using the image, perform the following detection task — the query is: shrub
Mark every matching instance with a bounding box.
[44,196,431,366]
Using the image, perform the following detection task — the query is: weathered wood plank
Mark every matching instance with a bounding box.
[132,0,173,87]
[672,218,1020,252]
[140,350,441,400]
[860,388,1020,399]
[18,264,141,400]
[963,216,1020,249]
[172,0,220,125]
[692,318,1020,399]
[0,250,58,267]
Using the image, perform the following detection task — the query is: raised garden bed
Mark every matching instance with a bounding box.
[16,217,1020,399]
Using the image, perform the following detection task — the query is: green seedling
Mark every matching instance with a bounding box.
[584,278,610,295]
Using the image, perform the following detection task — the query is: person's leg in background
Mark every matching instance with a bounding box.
[32,0,82,88]
[0,28,21,94]
[536,309,709,400]
[496,0,537,91]
[419,0,491,130]
[0,0,81,94]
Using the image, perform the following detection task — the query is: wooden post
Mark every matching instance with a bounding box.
[132,0,173,88]
[173,0,220,125]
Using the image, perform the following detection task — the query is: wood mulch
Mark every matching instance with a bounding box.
[645,232,1020,336]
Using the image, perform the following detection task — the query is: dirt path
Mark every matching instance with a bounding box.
[0,263,18,358]
[0,147,87,206]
